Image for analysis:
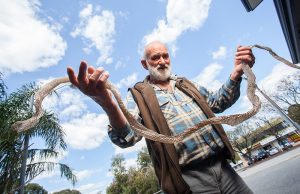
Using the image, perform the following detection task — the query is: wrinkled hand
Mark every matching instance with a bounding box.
[67,61,113,107]
[231,45,255,81]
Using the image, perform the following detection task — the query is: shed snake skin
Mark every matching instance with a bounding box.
[11,45,300,144]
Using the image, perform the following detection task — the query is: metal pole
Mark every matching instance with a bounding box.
[19,94,34,194]
[243,77,300,131]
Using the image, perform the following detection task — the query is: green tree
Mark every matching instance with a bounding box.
[25,183,48,194]
[107,154,128,194]
[0,83,76,193]
[0,72,6,100]
[288,104,300,124]
[137,147,152,169]
[106,148,160,194]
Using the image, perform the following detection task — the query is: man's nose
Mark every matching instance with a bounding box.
[158,56,167,65]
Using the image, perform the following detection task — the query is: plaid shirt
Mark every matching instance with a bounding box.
[108,75,241,166]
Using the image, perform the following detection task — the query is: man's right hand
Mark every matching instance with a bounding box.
[67,61,114,108]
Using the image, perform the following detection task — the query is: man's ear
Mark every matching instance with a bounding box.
[141,60,148,70]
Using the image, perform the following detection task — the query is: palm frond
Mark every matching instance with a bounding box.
[29,111,67,150]
[27,148,59,162]
[26,162,77,185]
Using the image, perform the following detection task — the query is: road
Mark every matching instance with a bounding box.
[239,146,300,194]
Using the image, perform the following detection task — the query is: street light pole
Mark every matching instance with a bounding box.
[243,77,300,131]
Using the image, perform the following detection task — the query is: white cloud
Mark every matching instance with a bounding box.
[74,169,102,181]
[258,63,296,94]
[75,181,109,194]
[62,113,108,150]
[116,72,138,88]
[35,170,60,181]
[212,46,227,60]
[79,4,93,18]
[114,56,130,70]
[114,60,126,70]
[71,4,115,65]
[114,139,147,155]
[61,16,69,23]
[37,77,108,150]
[0,0,66,74]
[238,94,252,114]
[39,82,88,119]
[75,170,92,181]
[237,63,297,114]
[59,91,88,117]
[141,0,211,53]
[193,63,223,91]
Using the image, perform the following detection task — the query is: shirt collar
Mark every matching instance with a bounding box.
[149,74,177,91]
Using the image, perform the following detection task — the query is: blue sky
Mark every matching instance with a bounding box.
[0,0,297,193]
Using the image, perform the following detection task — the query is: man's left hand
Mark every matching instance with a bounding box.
[231,45,255,81]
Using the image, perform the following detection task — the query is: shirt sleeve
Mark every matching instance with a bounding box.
[108,91,143,148]
[195,77,242,113]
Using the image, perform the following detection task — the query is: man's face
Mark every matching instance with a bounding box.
[144,43,171,82]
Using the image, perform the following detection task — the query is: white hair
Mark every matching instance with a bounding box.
[142,41,168,60]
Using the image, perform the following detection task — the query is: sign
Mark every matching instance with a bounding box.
[290,133,300,142]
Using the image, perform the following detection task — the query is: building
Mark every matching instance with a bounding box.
[240,118,300,165]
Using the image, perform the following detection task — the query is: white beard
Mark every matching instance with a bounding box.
[147,63,172,81]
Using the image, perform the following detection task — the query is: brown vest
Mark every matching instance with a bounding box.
[129,76,235,194]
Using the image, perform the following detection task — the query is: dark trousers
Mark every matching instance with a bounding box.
[181,156,253,194]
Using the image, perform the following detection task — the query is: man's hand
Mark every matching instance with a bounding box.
[231,45,255,81]
[67,61,114,108]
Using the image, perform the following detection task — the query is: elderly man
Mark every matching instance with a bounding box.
[67,41,255,194]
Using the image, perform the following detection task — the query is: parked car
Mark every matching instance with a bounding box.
[279,140,293,150]
[247,156,256,165]
[257,150,269,161]
[267,147,279,155]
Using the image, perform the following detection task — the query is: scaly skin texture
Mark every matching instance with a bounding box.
[11,45,300,144]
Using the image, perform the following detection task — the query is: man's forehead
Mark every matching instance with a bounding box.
[145,42,168,55]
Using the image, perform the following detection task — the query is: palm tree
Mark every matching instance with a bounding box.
[0,83,76,193]
[0,72,6,100]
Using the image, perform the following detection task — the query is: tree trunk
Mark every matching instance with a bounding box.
[19,94,34,194]
[19,133,29,194]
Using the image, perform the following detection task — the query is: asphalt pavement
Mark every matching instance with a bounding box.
[239,146,300,194]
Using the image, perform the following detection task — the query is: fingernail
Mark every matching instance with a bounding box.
[97,67,104,71]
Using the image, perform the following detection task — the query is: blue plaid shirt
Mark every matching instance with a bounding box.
[108,75,241,166]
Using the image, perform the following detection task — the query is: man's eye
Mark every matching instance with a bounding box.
[151,55,160,61]
[162,54,169,59]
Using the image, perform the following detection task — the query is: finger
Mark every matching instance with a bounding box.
[237,46,252,51]
[88,66,95,74]
[236,55,252,60]
[78,61,88,80]
[96,71,109,89]
[235,50,253,57]
[67,67,80,87]
[77,61,89,86]
[236,55,253,63]
[89,67,105,86]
